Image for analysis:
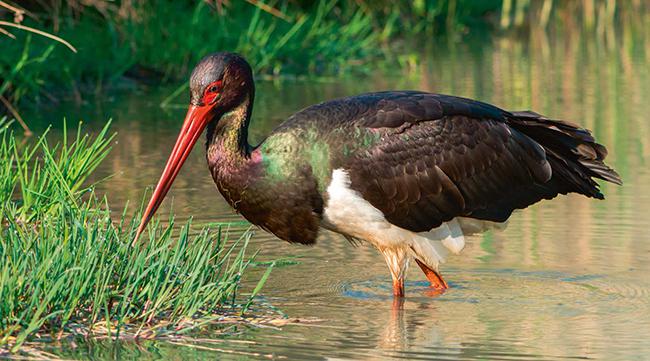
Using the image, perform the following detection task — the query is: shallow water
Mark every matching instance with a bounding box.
[24,28,650,360]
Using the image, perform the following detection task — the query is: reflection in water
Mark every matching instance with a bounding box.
[381,298,407,351]
[369,268,650,360]
[24,12,650,361]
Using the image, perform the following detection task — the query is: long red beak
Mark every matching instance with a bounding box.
[132,104,213,245]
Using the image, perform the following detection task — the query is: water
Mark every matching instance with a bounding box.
[23,28,650,360]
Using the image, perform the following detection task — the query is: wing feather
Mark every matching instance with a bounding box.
[346,116,552,231]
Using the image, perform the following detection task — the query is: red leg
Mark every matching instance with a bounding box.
[380,247,409,298]
[392,278,405,297]
[415,259,448,290]
[391,296,405,311]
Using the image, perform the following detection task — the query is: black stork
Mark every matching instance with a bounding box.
[134,52,621,297]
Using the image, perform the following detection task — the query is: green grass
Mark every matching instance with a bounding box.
[0,118,269,353]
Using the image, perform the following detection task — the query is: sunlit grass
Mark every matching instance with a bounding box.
[0,119,270,353]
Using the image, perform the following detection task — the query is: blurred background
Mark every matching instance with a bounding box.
[1,1,647,118]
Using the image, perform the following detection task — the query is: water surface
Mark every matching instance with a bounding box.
[23,27,650,360]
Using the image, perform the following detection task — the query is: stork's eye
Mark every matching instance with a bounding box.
[203,80,222,104]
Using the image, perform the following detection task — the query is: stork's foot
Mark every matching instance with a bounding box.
[415,259,449,290]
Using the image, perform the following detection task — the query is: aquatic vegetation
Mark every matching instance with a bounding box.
[0,119,270,353]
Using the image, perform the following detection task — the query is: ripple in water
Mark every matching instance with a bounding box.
[342,268,650,313]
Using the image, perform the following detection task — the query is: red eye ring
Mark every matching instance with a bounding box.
[204,80,222,94]
[203,80,222,104]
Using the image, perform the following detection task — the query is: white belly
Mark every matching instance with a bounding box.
[322,169,466,270]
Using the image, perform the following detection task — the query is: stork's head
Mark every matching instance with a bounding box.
[188,52,253,110]
[133,52,253,243]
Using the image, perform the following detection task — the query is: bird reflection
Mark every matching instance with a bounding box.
[378,292,461,354]
[378,298,408,350]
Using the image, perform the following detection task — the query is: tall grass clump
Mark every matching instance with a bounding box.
[0,119,268,353]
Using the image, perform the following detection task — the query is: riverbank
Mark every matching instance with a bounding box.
[0,120,273,355]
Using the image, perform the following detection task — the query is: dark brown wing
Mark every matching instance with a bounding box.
[268,91,619,234]
[345,115,555,231]
[313,92,622,232]
[279,91,507,132]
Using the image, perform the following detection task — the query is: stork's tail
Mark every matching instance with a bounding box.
[408,219,465,271]
[509,111,622,199]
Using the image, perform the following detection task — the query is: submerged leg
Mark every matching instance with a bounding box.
[415,258,448,290]
[392,278,405,297]
[380,247,410,297]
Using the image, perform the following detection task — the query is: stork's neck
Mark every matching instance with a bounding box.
[207,92,253,158]
[205,90,261,184]
[206,91,264,211]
